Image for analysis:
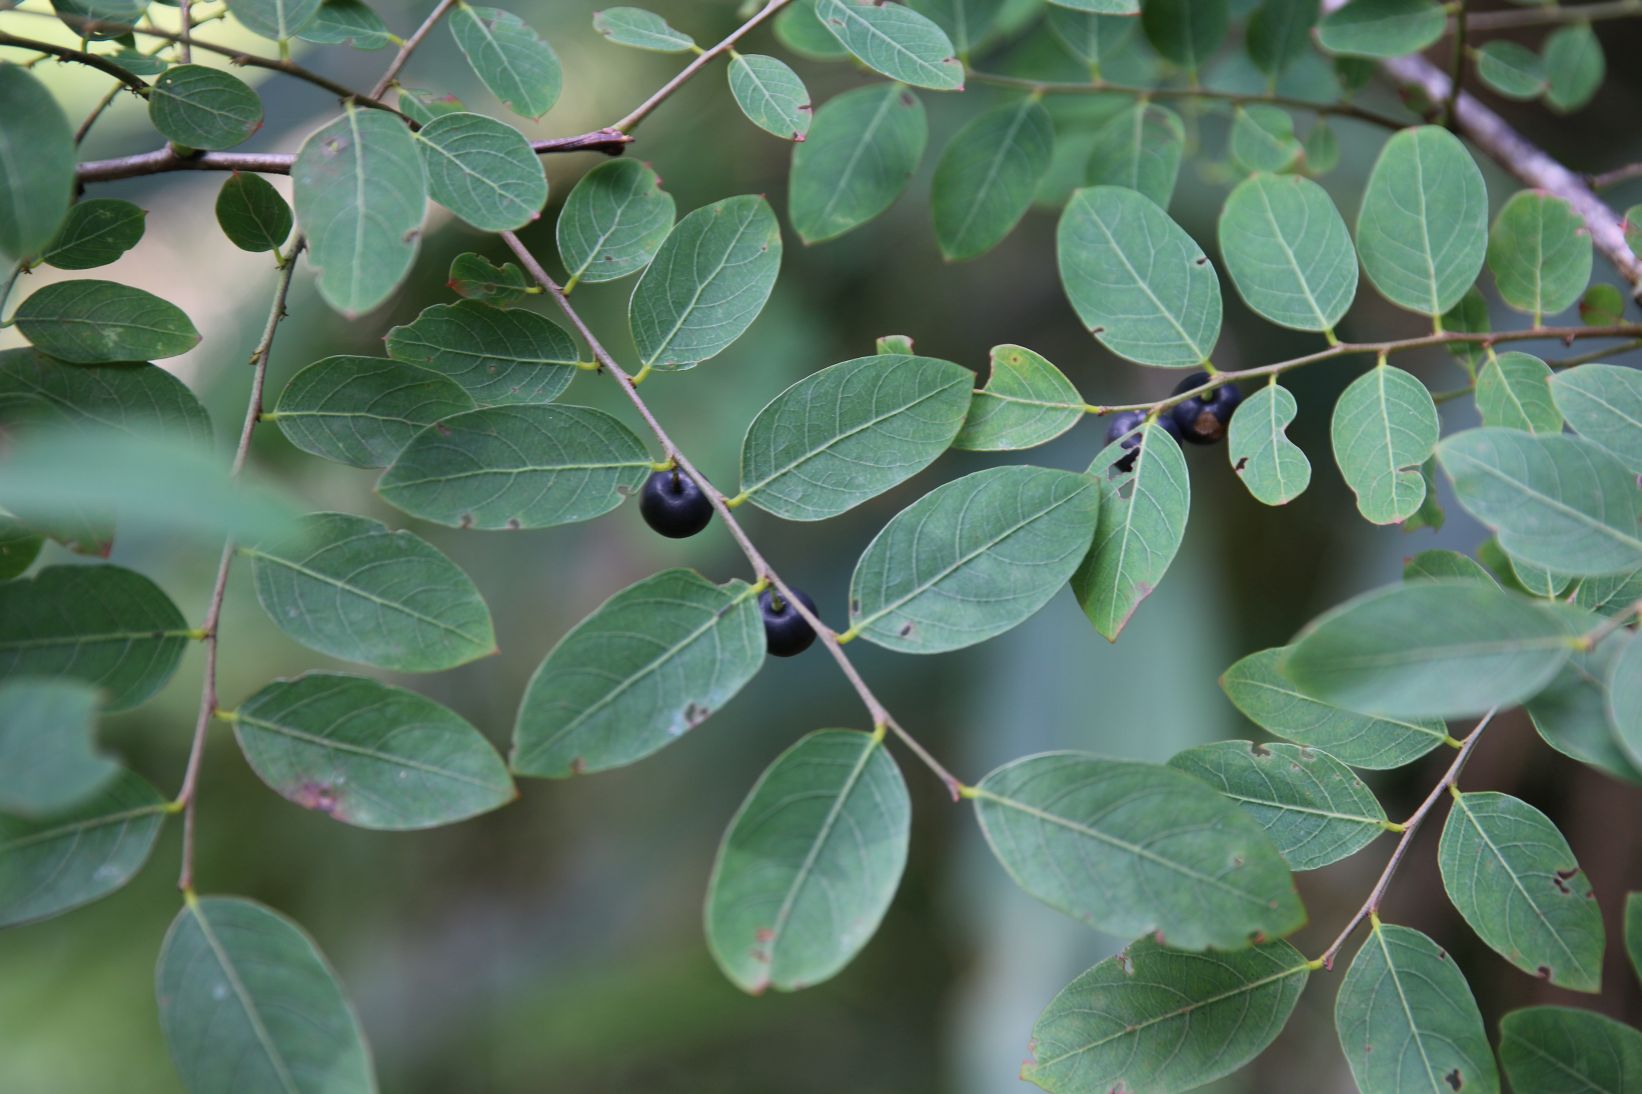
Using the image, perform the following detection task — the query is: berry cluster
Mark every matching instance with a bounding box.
[1104,371,1243,472]
[638,469,817,657]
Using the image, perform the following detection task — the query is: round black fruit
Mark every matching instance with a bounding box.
[1169,372,1242,445]
[760,587,818,657]
[639,469,713,538]
[1105,409,1182,473]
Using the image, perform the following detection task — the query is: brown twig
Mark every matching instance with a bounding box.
[612,0,794,132]
[0,31,150,91]
[1590,162,1642,191]
[1458,0,1642,33]
[367,0,455,99]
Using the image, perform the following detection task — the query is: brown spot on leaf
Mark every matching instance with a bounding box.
[1233,456,1249,472]
[1445,1068,1462,1090]
[1249,742,1271,757]
[898,622,914,637]
[1553,867,1579,893]
[569,757,586,776]
[506,518,521,530]
[291,781,345,819]
[1537,965,1553,980]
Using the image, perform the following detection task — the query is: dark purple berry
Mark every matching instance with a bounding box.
[760,587,817,657]
[1105,409,1182,473]
[639,469,713,538]
[1169,371,1242,445]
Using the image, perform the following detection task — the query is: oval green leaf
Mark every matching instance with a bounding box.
[216,173,293,254]
[0,678,114,817]
[41,199,146,270]
[1551,363,1642,475]
[790,83,926,244]
[0,66,75,262]
[1219,173,1357,332]
[1487,190,1592,322]
[592,6,694,51]
[1317,0,1444,58]
[557,158,675,285]
[932,97,1054,261]
[1500,1006,1642,1094]
[384,300,578,406]
[1228,382,1312,506]
[449,3,562,118]
[728,53,812,141]
[416,112,547,231]
[1084,102,1184,211]
[813,0,964,90]
[952,344,1085,452]
[149,65,264,151]
[270,355,477,468]
[1330,363,1440,525]
[1475,351,1561,434]
[226,0,322,39]
[13,280,201,364]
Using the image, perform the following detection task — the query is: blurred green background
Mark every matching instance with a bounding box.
[4,1,1642,1090]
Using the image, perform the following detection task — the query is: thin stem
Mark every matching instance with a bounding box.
[178,0,191,63]
[1458,0,1642,32]
[1441,1,1466,129]
[368,0,455,98]
[1589,163,1642,191]
[499,230,966,800]
[612,0,794,132]
[965,69,1411,131]
[0,32,151,91]
[1314,710,1497,970]
[175,243,303,893]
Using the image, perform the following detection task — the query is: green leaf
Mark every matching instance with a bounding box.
[0,514,42,581]
[1141,0,1228,71]
[1317,0,1444,58]
[1229,105,1302,174]
[1356,126,1488,316]
[226,0,322,39]
[0,678,114,816]
[297,0,393,49]
[1046,6,1137,70]
[1544,21,1604,113]
[157,897,374,1094]
[246,512,496,671]
[397,87,465,125]
[972,752,1305,948]
[1629,893,1642,987]
[215,173,293,253]
[270,355,476,468]
[0,770,166,928]
[1247,0,1318,77]
[1438,428,1642,576]
[293,107,427,317]
[415,112,547,231]
[0,349,211,447]
[1475,351,1561,433]
[774,0,850,60]
[848,466,1101,653]
[557,159,675,285]
[1302,118,1340,174]
[1526,633,1642,784]
[1606,634,1642,769]
[377,404,651,529]
[1330,363,1440,525]
[1229,382,1312,505]
[1072,423,1190,640]
[384,301,577,406]
[1444,285,1492,369]
[592,6,695,51]
[40,199,146,270]
[705,730,908,993]
[1083,102,1184,211]
[1500,1006,1642,1094]
[1487,191,1592,322]
[148,65,263,151]
[1219,172,1357,333]
[932,97,1053,261]
[952,344,1085,452]
[0,66,75,262]
[728,54,813,141]
[1475,40,1546,100]
[1574,568,1642,617]
[1407,548,1493,584]
[233,672,514,829]
[1335,923,1500,1094]
[813,0,965,90]
[1280,579,1576,719]
[1551,363,1642,475]
[1439,790,1604,991]
[512,570,764,777]
[790,83,926,244]
[1510,554,1572,599]
[906,0,1005,56]
[629,195,781,371]
[449,3,563,118]
[447,251,531,304]
[0,565,189,711]
[13,280,201,364]
[737,353,973,520]
[1048,0,1138,12]
[1581,283,1625,327]
[1221,647,1452,769]
[1057,185,1222,367]
[1022,938,1309,1094]
[1168,741,1386,870]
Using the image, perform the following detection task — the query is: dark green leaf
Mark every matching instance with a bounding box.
[40,199,146,270]
[728,54,812,141]
[952,344,1085,452]
[906,0,1005,56]
[1500,1006,1642,1094]
[216,173,293,253]
[790,83,926,244]
[1528,634,1642,785]
[556,158,676,285]
[1581,283,1625,326]
[1317,0,1444,59]
[296,0,392,49]
[1141,0,1228,71]
[416,112,547,231]
[1046,6,1138,70]
[270,355,476,468]
[1083,102,1184,210]
[0,513,42,581]
[1544,21,1604,113]
[773,0,850,60]
[932,97,1054,260]
[384,301,577,406]
[0,349,211,446]
[13,280,200,364]
[148,65,263,151]
[813,0,965,90]
[0,678,115,816]
[447,251,531,304]
[449,3,563,118]
[0,66,75,262]
[1247,0,1318,77]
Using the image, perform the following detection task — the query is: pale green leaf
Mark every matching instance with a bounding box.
[1404,548,1493,584]
[1551,363,1642,475]
[13,280,200,364]
[1048,0,1137,12]
[1439,790,1604,991]
[774,0,850,60]
[157,897,374,1094]
[1544,22,1604,113]
[512,570,764,777]
[952,344,1085,452]
[1606,634,1642,769]
[1475,351,1561,433]
[1335,923,1499,1094]
[1229,105,1302,174]
[1280,579,1576,719]
[813,0,965,90]
[1046,6,1137,69]
[906,0,1005,56]
[1228,382,1312,505]
[215,174,292,253]
[233,673,514,829]
[1084,102,1184,211]
[1525,632,1642,784]
[1219,172,1357,332]
[0,678,114,817]
[1444,285,1492,369]
[270,355,476,468]
[705,731,908,993]
[1356,126,1488,316]
[1141,0,1228,70]
[378,405,651,529]
[293,107,427,317]
[592,6,695,51]
[1487,191,1592,321]
[629,195,781,371]
[148,65,263,151]
[0,66,75,262]
[0,770,166,928]
[384,301,577,406]
[296,0,392,49]
[397,87,465,125]
[447,252,531,304]
[246,512,496,671]
[1500,1006,1642,1094]
[1330,364,1439,525]
[226,0,321,39]
[728,54,812,141]
[972,752,1305,949]
[449,4,563,118]
[932,97,1054,260]
[416,112,547,231]
[737,353,973,520]
[41,199,146,270]
[1317,0,1444,58]
[1475,40,1545,100]
[1437,428,1642,576]
[1023,938,1309,1094]
[848,466,1100,653]
[557,158,676,285]
[1057,185,1222,367]
[790,83,926,244]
